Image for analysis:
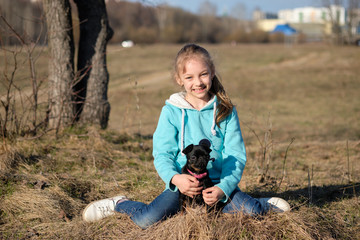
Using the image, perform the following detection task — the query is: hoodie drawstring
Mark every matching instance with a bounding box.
[211,101,217,136]
[180,102,217,155]
[181,109,185,156]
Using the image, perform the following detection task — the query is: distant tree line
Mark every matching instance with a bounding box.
[105,1,283,44]
[1,0,287,46]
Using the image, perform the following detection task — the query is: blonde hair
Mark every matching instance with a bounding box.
[174,43,233,126]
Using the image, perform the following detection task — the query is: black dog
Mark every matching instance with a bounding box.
[180,139,221,212]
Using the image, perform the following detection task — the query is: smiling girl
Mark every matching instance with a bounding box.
[82,44,290,229]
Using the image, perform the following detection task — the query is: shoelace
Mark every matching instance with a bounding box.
[98,205,113,217]
[97,199,116,217]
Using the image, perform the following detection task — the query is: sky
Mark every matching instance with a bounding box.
[129,0,325,18]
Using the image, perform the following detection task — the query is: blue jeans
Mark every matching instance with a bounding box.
[115,189,264,229]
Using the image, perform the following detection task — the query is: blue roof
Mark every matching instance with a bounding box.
[272,24,297,36]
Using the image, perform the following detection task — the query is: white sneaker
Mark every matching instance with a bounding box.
[82,195,127,222]
[257,197,291,213]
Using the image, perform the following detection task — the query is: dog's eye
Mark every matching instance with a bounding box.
[190,156,196,161]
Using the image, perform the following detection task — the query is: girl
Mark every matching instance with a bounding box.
[82,44,290,229]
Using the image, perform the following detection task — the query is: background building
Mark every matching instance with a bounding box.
[254,4,360,43]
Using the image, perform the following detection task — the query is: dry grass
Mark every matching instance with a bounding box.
[1,127,358,239]
[1,43,360,239]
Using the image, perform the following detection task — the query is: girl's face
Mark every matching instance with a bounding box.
[176,57,213,106]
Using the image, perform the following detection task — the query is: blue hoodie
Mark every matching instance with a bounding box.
[153,92,246,202]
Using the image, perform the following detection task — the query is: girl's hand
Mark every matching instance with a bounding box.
[202,186,224,206]
[171,174,203,198]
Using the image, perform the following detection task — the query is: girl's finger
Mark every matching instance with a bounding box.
[186,175,199,184]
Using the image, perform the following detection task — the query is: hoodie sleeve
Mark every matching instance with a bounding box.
[215,107,246,202]
[153,105,181,191]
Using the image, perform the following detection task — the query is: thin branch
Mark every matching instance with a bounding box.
[0,15,26,45]
[277,137,295,191]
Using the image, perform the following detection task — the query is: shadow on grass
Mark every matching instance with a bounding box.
[251,182,359,209]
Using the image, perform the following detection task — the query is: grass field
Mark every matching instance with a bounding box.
[1,43,359,239]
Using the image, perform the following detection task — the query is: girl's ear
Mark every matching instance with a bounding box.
[176,76,183,86]
[210,66,215,79]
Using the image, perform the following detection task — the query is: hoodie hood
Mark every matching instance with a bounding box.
[165,92,217,155]
[166,92,216,111]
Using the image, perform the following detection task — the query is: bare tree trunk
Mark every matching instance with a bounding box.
[74,0,113,129]
[322,0,344,44]
[43,0,75,130]
[347,0,360,44]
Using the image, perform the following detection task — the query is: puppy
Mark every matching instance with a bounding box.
[180,139,220,212]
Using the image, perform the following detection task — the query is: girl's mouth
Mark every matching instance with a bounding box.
[192,86,206,93]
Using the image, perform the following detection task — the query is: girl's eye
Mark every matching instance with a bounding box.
[201,73,208,76]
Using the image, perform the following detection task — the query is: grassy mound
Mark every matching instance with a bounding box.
[0,126,358,239]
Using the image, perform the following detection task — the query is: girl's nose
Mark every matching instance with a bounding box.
[194,76,202,85]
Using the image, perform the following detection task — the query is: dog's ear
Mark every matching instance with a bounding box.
[199,139,211,148]
[199,139,211,154]
[182,144,194,155]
